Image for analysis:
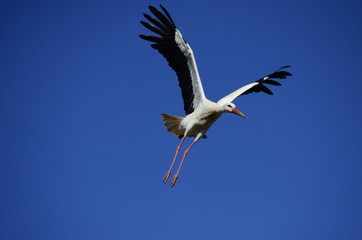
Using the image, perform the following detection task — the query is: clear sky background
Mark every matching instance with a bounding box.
[1,0,362,239]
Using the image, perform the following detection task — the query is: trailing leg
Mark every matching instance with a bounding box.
[170,134,202,187]
[162,136,186,183]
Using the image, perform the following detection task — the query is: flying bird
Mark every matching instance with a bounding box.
[139,5,292,187]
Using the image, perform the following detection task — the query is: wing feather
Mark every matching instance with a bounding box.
[217,66,292,105]
[140,5,206,115]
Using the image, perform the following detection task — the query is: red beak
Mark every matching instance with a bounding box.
[231,108,247,118]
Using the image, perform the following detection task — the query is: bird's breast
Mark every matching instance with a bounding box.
[182,110,222,137]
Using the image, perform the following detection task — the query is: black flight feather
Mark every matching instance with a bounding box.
[242,66,292,95]
[140,5,196,115]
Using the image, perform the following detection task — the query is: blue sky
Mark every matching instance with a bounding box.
[1,0,362,239]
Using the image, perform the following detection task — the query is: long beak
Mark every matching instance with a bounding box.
[231,108,247,118]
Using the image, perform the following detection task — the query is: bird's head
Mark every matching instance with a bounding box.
[222,103,247,118]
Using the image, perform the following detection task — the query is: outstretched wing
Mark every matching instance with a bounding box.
[139,5,206,115]
[217,66,292,105]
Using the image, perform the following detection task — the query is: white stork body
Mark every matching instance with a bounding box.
[169,100,224,138]
[140,5,292,187]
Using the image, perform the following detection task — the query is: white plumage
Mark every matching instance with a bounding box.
[140,5,292,187]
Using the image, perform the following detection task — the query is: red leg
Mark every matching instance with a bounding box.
[162,136,186,183]
[170,136,201,187]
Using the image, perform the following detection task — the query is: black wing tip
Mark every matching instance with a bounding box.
[265,65,293,80]
[276,65,292,72]
[277,65,293,76]
[264,79,282,86]
[261,84,274,95]
[279,65,291,69]
[140,21,148,27]
[159,5,176,26]
[244,65,292,96]
[241,84,274,95]
[138,34,148,39]
[260,65,293,92]
[143,4,176,32]
[147,5,165,12]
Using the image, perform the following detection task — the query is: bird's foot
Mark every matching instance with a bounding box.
[162,171,171,184]
[170,174,179,187]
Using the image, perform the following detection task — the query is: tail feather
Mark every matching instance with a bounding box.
[161,113,184,138]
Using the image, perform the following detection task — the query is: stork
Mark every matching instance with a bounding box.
[139,5,292,187]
